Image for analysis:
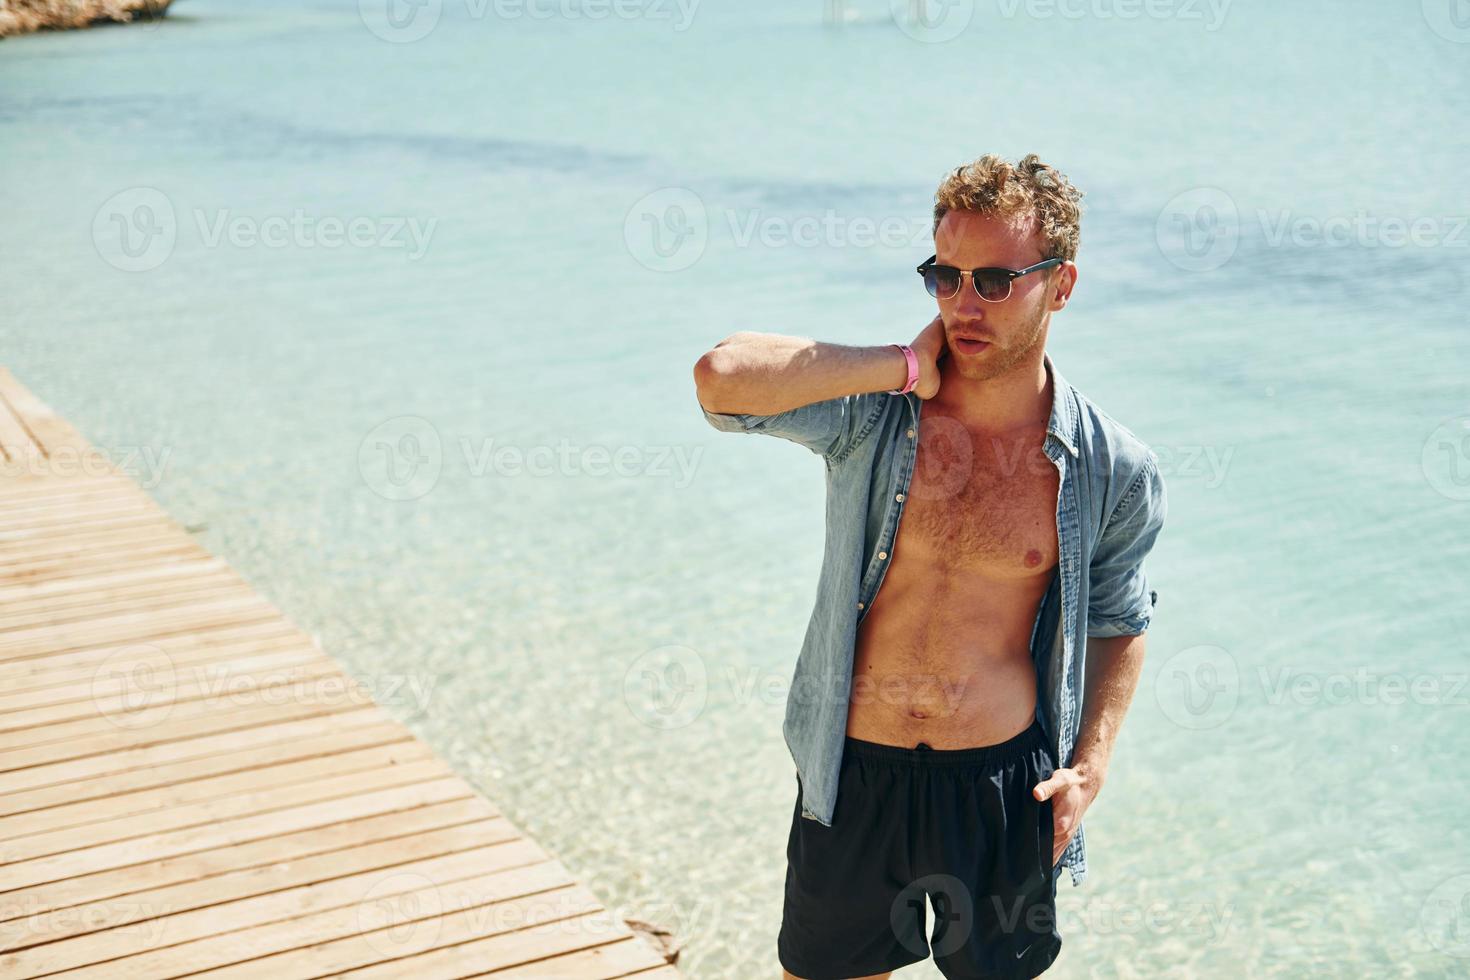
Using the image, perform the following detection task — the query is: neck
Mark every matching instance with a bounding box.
[931,348,1052,434]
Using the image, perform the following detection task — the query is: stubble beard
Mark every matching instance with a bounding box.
[949,296,1049,383]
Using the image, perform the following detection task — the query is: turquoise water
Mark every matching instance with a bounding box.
[3,1,1469,975]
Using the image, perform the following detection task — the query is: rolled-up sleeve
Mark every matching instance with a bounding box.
[1086,454,1167,638]
[700,393,881,462]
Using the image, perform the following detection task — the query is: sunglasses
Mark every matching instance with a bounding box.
[917,254,1063,302]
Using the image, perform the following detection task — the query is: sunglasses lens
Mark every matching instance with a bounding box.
[925,266,960,299]
[974,272,1011,302]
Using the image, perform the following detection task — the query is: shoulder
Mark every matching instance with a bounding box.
[1066,382,1164,522]
[1069,384,1157,473]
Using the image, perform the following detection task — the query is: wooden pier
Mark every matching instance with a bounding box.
[0,367,681,979]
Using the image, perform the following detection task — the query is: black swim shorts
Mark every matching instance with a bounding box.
[779,717,1062,980]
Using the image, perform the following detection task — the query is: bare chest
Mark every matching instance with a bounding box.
[897,417,1060,577]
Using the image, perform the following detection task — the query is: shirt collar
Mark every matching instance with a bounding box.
[1043,350,1079,458]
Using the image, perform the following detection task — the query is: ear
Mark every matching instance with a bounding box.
[1050,261,1077,311]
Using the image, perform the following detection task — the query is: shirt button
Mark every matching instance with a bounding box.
[895,493,904,502]
[906,428,915,438]
[857,601,865,609]
[878,551,888,560]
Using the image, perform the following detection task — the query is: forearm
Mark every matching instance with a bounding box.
[693,331,908,416]
[1072,633,1148,788]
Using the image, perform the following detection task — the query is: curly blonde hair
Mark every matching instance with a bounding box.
[932,153,1085,262]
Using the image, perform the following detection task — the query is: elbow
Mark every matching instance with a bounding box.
[692,351,725,413]
[694,333,754,413]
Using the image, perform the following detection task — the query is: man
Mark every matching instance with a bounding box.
[693,153,1167,980]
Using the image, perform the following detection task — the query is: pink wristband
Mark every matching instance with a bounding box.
[887,344,919,395]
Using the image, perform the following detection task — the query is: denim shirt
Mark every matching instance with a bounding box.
[700,350,1166,887]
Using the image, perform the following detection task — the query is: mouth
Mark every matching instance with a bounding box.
[951,336,991,355]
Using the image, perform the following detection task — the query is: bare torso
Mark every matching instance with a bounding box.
[846,399,1060,749]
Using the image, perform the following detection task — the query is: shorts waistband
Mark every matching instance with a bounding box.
[842,717,1048,768]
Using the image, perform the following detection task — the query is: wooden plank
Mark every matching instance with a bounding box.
[0,619,299,687]
[1,756,454,863]
[0,367,681,978]
[0,564,238,617]
[0,560,232,615]
[608,967,687,980]
[0,522,193,565]
[0,817,519,952]
[0,696,375,772]
[0,511,178,546]
[5,841,558,976]
[0,640,321,708]
[0,816,517,952]
[0,652,337,731]
[0,703,387,795]
[0,720,410,817]
[172,883,609,980]
[0,368,86,457]
[0,491,157,530]
[0,797,498,925]
[468,938,673,979]
[0,594,282,663]
[0,658,366,751]
[0,555,225,602]
[0,398,40,463]
[0,477,142,507]
[0,777,473,890]
[0,739,431,840]
[0,547,223,596]
[0,576,257,634]
[0,542,220,593]
[0,471,134,502]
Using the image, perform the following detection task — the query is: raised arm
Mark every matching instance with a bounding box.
[693,318,946,416]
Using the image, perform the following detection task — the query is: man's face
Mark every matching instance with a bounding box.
[931,209,1074,382]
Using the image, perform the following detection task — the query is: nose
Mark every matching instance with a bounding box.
[948,283,987,319]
